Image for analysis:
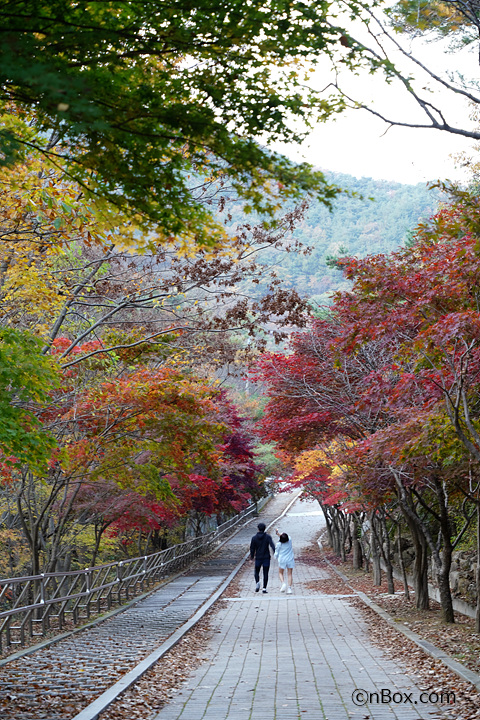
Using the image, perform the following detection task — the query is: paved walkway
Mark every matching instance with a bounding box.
[153,497,452,720]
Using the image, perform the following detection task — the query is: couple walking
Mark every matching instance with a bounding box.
[249,522,294,594]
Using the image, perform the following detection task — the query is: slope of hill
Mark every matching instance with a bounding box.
[223,171,441,304]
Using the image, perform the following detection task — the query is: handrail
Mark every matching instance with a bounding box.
[0,501,259,654]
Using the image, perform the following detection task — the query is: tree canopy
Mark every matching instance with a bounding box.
[0,327,58,469]
[0,148,293,576]
[388,0,480,44]
[321,0,480,142]
[0,0,349,241]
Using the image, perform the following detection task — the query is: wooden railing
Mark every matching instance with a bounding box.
[0,502,259,653]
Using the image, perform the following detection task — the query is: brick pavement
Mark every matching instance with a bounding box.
[153,497,452,720]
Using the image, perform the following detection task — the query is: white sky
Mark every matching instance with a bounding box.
[272,12,479,186]
[277,109,475,186]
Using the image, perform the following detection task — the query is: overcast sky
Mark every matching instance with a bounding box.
[276,110,475,186]
[273,13,478,186]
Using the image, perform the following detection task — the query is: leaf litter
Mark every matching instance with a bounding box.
[99,613,214,720]
[313,545,480,720]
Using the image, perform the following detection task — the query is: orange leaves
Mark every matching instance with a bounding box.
[56,363,226,497]
[0,157,104,246]
[44,350,263,526]
[291,447,332,482]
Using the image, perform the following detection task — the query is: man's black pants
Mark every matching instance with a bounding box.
[254,562,270,588]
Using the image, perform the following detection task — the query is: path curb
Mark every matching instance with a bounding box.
[321,548,480,693]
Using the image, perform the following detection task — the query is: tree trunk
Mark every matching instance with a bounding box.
[409,521,430,610]
[436,486,455,623]
[331,521,341,556]
[397,523,410,601]
[424,475,455,623]
[393,478,429,610]
[325,506,342,557]
[379,511,395,594]
[320,503,333,548]
[91,521,112,567]
[370,513,382,586]
[437,564,454,624]
[339,510,347,562]
[345,517,352,556]
[352,513,363,570]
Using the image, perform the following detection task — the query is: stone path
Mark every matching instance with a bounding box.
[152,497,453,720]
[0,494,296,720]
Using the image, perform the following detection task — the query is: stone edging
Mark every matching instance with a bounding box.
[321,547,480,693]
[379,559,477,620]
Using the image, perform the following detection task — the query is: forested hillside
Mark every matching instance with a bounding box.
[225,172,442,304]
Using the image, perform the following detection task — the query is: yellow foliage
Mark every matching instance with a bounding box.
[292,440,356,483]
[0,155,112,336]
[0,527,31,577]
[0,152,232,338]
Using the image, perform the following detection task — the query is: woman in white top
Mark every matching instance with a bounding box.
[274,528,295,594]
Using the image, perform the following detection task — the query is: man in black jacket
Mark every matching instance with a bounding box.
[250,522,275,593]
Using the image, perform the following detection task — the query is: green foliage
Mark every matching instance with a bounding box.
[252,442,285,477]
[0,327,58,468]
[453,525,477,551]
[325,244,350,269]
[399,409,473,467]
[388,0,478,47]
[223,171,441,301]
[0,0,351,240]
